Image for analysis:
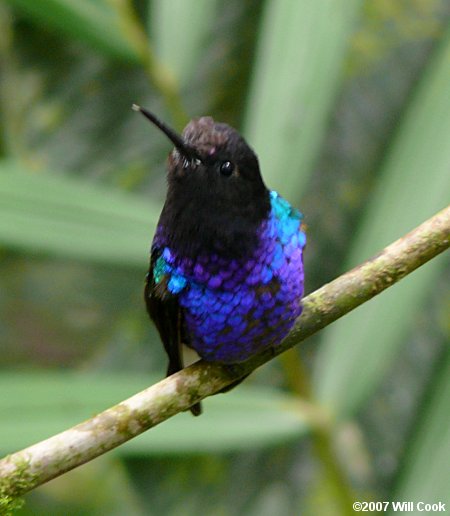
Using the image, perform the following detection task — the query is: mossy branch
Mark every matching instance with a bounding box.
[0,205,449,502]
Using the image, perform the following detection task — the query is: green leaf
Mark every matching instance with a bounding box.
[149,0,219,88]
[0,161,159,266]
[243,0,363,202]
[6,0,139,62]
[0,371,309,455]
[313,23,450,418]
[390,352,450,512]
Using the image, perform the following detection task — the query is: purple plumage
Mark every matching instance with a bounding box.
[136,106,306,414]
[152,191,305,363]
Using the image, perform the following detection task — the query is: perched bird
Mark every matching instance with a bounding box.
[134,105,306,415]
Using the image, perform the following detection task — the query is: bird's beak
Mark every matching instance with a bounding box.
[132,104,203,163]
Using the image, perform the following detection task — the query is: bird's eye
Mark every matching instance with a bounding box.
[220,161,234,177]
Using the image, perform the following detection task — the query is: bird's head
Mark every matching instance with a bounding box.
[134,105,270,257]
[133,105,267,207]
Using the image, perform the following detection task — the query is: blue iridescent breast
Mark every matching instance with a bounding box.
[153,191,306,363]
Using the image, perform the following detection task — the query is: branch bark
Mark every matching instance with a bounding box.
[1,205,449,502]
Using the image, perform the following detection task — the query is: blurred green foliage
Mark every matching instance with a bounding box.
[0,0,449,514]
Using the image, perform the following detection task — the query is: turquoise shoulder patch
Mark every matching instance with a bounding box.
[153,255,169,284]
[270,190,302,221]
[153,251,187,294]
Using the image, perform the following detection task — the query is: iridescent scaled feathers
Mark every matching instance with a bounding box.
[152,191,306,363]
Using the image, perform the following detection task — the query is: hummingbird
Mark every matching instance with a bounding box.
[134,105,306,415]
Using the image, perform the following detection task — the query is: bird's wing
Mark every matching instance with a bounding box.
[145,247,202,416]
[145,246,184,377]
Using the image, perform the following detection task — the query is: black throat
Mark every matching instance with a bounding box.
[157,184,271,260]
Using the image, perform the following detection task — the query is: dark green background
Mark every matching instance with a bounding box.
[1,0,449,514]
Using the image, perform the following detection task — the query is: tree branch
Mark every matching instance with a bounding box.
[1,205,449,502]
